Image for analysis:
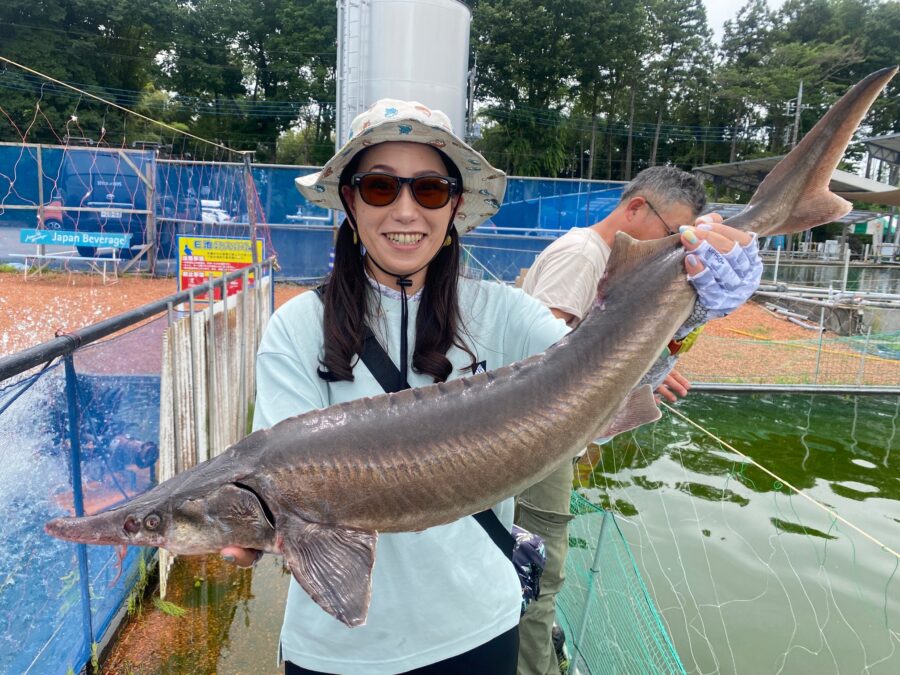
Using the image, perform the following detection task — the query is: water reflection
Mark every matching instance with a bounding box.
[103,555,289,674]
[586,393,899,504]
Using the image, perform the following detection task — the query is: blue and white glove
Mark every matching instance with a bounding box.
[675,226,763,339]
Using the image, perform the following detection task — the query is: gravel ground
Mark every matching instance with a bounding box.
[0,271,304,358]
[1,270,895,385]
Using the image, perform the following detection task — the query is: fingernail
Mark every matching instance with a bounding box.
[686,254,698,266]
[682,228,698,244]
[697,222,713,231]
[221,555,235,563]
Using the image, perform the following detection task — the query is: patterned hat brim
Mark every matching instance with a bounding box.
[296,119,506,234]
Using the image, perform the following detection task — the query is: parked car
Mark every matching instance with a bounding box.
[57,149,149,258]
[37,189,64,230]
[154,195,204,258]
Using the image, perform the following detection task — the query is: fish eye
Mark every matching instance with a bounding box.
[144,513,161,530]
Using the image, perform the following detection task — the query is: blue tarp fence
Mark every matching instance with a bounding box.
[0,143,625,281]
[0,320,164,673]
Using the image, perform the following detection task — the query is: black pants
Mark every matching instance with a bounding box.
[284,625,519,675]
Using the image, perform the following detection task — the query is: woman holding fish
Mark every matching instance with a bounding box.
[222,100,761,674]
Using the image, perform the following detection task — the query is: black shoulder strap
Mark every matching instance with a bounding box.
[314,284,512,559]
[359,328,410,393]
[316,283,411,393]
[472,510,515,561]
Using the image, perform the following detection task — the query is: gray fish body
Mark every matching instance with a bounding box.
[45,67,897,627]
[223,239,686,534]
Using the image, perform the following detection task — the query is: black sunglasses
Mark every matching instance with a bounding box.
[645,199,677,237]
[351,172,459,209]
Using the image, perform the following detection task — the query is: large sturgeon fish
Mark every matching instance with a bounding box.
[46,67,896,627]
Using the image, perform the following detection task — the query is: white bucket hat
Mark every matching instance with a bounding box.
[295,99,506,233]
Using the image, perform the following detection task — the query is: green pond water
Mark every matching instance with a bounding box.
[583,392,899,675]
[111,393,899,674]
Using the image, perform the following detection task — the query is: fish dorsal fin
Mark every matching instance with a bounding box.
[279,521,378,627]
[598,232,681,296]
[593,384,660,440]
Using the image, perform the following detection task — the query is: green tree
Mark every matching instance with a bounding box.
[567,0,651,179]
[0,0,177,143]
[471,0,573,176]
[643,0,714,168]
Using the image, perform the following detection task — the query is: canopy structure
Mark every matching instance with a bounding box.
[693,156,898,217]
[861,132,900,174]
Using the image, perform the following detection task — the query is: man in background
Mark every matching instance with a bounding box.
[516,166,708,675]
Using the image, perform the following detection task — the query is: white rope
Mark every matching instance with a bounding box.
[0,55,240,156]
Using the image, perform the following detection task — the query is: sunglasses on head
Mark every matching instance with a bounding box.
[351,172,459,209]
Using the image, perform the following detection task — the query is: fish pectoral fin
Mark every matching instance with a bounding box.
[279,521,378,628]
[594,384,660,439]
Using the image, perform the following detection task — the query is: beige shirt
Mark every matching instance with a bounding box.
[521,227,611,324]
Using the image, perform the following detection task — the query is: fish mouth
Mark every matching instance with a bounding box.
[45,513,131,546]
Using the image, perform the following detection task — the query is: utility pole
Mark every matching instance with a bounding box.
[466,55,477,140]
[624,88,635,181]
[587,114,597,180]
[791,80,804,147]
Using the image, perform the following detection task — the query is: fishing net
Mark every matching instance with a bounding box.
[558,492,685,674]
[0,62,275,280]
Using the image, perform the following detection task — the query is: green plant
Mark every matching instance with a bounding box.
[90,641,100,673]
[126,554,148,616]
[153,596,187,617]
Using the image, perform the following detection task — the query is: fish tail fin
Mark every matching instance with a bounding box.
[724,66,897,237]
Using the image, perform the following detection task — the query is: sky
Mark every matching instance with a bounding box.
[703,0,787,42]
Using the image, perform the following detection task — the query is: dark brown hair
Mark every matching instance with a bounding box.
[317,144,475,383]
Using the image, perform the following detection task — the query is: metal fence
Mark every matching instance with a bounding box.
[0,261,274,674]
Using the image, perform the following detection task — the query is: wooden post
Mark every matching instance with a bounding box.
[36,145,46,259]
[145,159,158,274]
[244,153,259,265]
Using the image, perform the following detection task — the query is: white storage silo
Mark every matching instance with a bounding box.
[336,0,472,147]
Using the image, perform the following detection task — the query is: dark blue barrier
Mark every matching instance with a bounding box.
[268,225,335,281]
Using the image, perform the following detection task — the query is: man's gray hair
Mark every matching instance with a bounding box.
[619,166,707,217]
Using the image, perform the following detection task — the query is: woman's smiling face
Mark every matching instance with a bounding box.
[341,142,460,293]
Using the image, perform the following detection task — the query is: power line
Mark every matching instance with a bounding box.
[0,74,334,118]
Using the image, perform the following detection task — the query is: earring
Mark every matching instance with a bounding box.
[443,234,452,247]
[352,230,358,245]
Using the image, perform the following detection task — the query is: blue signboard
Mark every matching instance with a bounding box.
[20,229,132,249]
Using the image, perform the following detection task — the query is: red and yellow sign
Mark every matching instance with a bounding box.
[177,235,265,300]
